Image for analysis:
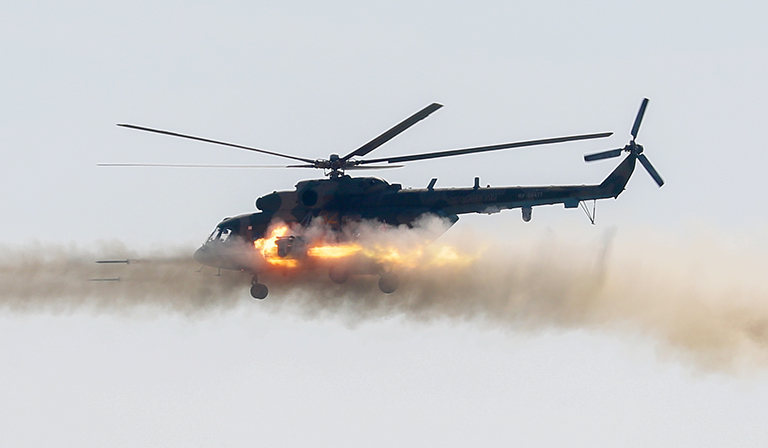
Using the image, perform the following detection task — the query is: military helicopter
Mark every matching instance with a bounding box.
[103,99,662,299]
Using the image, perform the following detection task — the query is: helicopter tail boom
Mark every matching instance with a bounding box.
[389,152,638,220]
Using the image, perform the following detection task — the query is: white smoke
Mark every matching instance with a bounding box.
[1,221,767,371]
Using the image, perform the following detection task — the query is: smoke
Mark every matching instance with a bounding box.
[0,241,245,315]
[1,220,768,371]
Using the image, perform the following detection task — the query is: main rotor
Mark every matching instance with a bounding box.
[110,103,616,178]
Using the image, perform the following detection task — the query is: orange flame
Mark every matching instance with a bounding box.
[307,244,362,259]
[253,224,298,268]
[254,223,475,270]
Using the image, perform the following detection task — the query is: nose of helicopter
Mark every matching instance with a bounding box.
[193,246,212,266]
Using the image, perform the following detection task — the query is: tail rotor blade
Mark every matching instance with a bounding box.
[637,154,664,187]
[584,148,623,162]
[630,98,649,140]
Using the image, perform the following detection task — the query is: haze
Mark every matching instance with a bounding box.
[2,1,768,446]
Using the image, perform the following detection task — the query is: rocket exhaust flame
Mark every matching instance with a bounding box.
[307,244,362,259]
[0,223,767,372]
[252,218,466,270]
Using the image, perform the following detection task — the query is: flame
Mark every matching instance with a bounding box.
[254,222,475,271]
[425,245,470,267]
[363,246,414,265]
[253,224,298,268]
[307,244,362,259]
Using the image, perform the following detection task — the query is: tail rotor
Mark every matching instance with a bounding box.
[584,98,663,187]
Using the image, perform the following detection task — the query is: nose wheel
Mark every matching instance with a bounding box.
[250,275,269,300]
[378,272,399,294]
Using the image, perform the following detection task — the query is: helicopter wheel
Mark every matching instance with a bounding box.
[328,266,349,284]
[250,283,269,300]
[378,272,399,294]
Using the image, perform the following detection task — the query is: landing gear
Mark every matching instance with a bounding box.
[378,272,399,294]
[250,283,268,300]
[250,275,269,300]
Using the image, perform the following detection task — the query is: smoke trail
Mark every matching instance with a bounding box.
[0,241,245,315]
[1,222,767,371]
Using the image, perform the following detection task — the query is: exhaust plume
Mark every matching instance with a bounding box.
[1,220,767,371]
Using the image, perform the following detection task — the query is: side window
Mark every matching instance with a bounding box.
[220,228,233,243]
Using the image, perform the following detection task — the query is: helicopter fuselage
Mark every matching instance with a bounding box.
[194,153,637,274]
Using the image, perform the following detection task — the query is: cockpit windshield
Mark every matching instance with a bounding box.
[205,227,235,244]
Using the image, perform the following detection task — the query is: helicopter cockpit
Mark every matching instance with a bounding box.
[205,226,237,245]
[195,222,253,271]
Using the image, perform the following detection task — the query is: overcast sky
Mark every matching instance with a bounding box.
[2,1,768,446]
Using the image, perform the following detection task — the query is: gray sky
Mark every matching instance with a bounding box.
[2,1,768,446]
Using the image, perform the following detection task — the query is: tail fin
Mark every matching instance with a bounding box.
[599,155,637,198]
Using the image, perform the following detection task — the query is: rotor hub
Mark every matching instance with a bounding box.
[626,141,643,155]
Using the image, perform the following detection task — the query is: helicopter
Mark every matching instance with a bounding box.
[103,99,662,299]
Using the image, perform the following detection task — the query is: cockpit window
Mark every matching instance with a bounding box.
[206,228,221,244]
[206,227,235,244]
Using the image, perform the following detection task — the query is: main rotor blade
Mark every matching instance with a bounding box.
[345,165,404,170]
[637,153,664,187]
[631,98,649,140]
[97,163,297,168]
[117,124,315,164]
[359,132,613,165]
[341,103,443,161]
[584,148,623,162]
